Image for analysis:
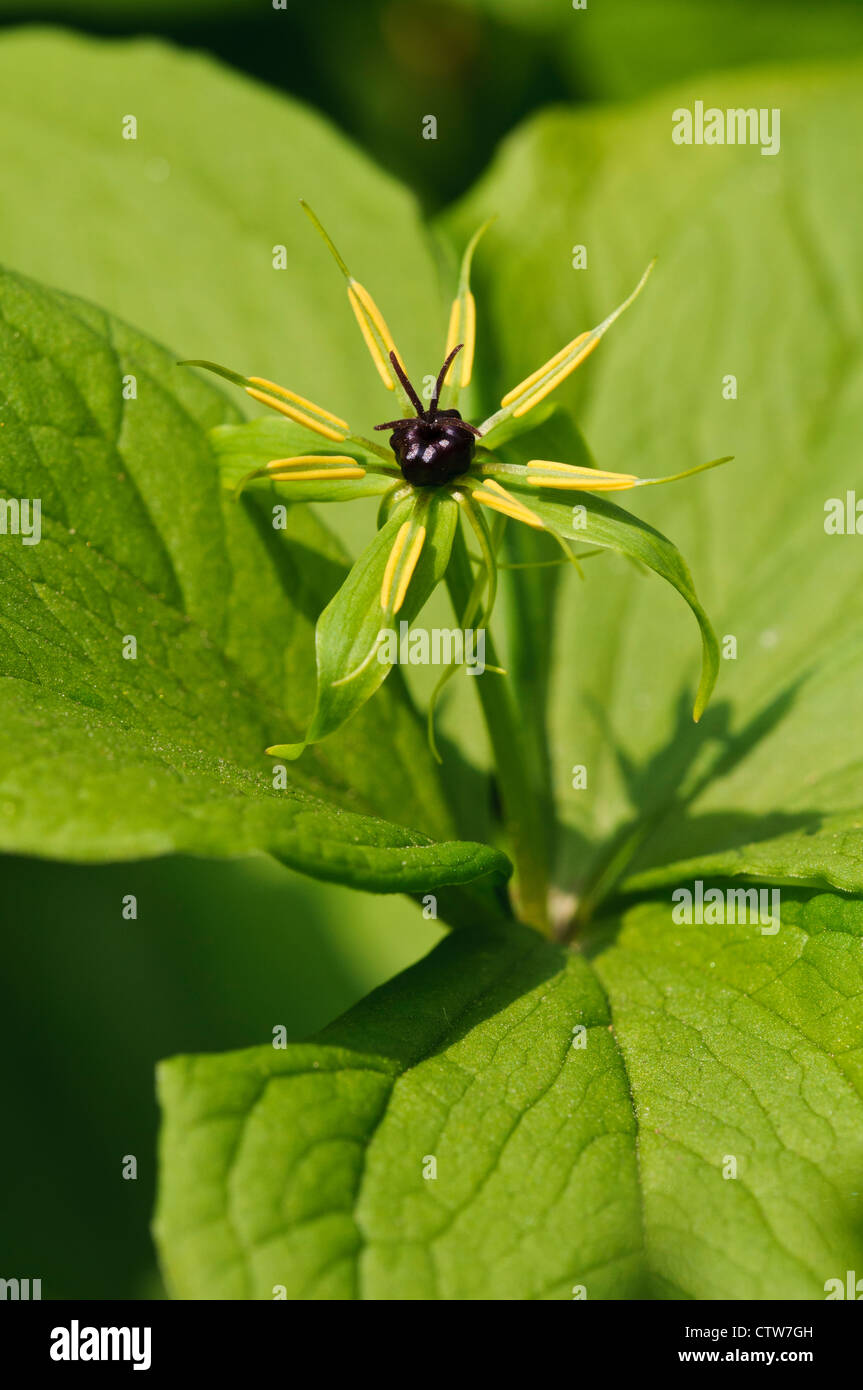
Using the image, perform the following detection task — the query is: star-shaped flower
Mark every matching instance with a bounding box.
[185,206,729,760]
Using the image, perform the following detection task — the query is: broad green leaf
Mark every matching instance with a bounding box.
[0,265,508,898]
[0,28,500,844]
[155,921,641,1299]
[592,889,863,1299]
[277,493,458,756]
[156,892,863,1299]
[625,809,863,898]
[444,59,863,898]
[0,30,446,467]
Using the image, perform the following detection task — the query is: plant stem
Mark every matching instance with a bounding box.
[445,522,552,935]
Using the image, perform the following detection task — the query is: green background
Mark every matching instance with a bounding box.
[3,0,863,1299]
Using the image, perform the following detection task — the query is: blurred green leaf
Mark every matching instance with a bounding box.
[0,0,248,11]
[444,59,863,900]
[0,29,446,463]
[4,2,863,217]
[0,851,443,1299]
[451,0,863,100]
[156,891,863,1298]
[0,266,509,895]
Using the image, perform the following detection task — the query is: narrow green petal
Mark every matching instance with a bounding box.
[277,491,458,755]
[479,261,654,435]
[503,485,719,722]
[210,419,396,502]
[442,216,495,406]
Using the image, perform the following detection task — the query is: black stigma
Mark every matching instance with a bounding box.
[374,345,481,487]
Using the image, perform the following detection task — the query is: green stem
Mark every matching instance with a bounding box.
[446,522,551,935]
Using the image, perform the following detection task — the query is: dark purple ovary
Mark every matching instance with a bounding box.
[389,409,476,486]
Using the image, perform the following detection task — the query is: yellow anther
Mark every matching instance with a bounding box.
[244,387,348,442]
[247,379,349,431]
[392,527,426,612]
[481,478,538,511]
[525,460,638,491]
[351,282,396,352]
[348,282,400,391]
[267,468,367,482]
[301,203,405,393]
[472,479,544,530]
[348,290,394,389]
[381,520,411,610]
[443,218,492,394]
[501,333,589,408]
[444,291,477,387]
[474,493,545,528]
[497,261,655,421]
[511,337,600,416]
[381,519,426,612]
[266,455,359,470]
[462,292,477,383]
[526,459,588,472]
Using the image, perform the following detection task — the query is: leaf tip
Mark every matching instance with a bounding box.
[692,684,711,723]
[266,742,306,761]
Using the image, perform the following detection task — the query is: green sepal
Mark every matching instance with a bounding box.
[281,489,458,755]
[476,399,557,453]
[210,419,394,503]
[506,485,719,722]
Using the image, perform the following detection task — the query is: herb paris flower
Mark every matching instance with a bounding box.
[184,206,729,763]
